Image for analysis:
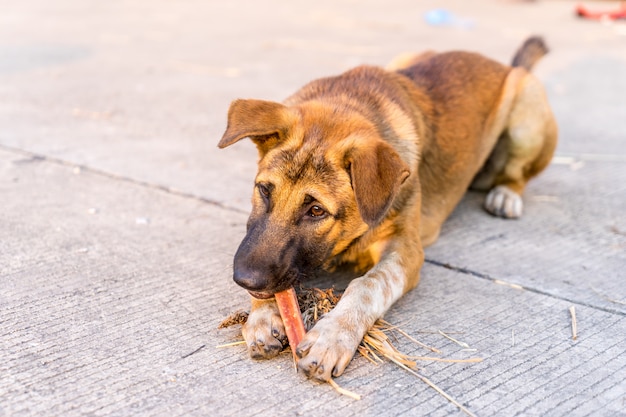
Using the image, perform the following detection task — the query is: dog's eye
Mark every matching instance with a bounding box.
[307,205,326,218]
[257,184,271,199]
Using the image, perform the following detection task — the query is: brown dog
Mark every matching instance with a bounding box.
[218,37,557,381]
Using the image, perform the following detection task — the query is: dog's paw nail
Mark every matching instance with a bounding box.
[248,343,263,359]
[299,360,320,379]
[296,343,311,359]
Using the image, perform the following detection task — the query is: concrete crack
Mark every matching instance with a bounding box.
[424,258,626,316]
[0,144,249,215]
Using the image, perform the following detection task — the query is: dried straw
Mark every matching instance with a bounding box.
[216,340,247,348]
[591,286,626,306]
[438,330,470,348]
[219,286,482,415]
[327,379,361,400]
[569,306,578,341]
[218,309,249,328]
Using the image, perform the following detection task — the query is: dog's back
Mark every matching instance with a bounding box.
[391,37,554,240]
[395,52,511,238]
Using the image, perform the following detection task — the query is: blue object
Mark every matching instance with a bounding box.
[424,9,475,29]
[424,9,454,26]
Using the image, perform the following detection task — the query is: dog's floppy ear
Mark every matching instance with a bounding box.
[346,140,410,226]
[218,99,296,155]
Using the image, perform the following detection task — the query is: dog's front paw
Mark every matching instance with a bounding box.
[484,185,523,219]
[295,315,361,381]
[242,299,288,359]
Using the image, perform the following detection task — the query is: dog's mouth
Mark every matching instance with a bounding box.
[247,290,275,300]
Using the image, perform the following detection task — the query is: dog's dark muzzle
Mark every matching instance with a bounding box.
[232,259,296,298]
[233,262,272,294]
[231,220,297,296]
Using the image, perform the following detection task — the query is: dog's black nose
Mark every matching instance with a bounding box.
[233,266,270,292]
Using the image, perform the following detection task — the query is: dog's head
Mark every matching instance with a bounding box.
[219,99,409,297]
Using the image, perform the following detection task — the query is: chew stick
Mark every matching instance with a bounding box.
[274,287,307,362]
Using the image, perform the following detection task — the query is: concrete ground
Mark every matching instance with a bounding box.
[1,0,625,416]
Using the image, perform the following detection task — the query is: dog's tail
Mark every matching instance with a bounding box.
[511,36,549,71]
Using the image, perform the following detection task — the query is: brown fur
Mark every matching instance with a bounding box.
[218,37,557,380]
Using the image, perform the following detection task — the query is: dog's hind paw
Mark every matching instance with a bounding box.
[242,300,288,359]
[484,185,523,219]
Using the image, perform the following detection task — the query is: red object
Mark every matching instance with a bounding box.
[274,287,307,363]
[576,3,626,20]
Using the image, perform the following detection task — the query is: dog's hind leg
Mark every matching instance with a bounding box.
[473,73,558,218]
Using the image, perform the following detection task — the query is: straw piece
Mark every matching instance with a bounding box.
[439,330,470,348]
[414,330,465,335]
[361,324,418,368]
[357,346,382,365]
[327,379,362,400]
[407,356,482,364]
[493,279,524,290]
[382,320,441,353]
[590,286,626,306]
[216,340,246,348]
[569,306,578,341]
[384,353,478,417]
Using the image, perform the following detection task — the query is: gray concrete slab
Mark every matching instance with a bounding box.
[2,146,624,416]
[426,157,626,315]
[2,0,625,212]
[1,0,625,416]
